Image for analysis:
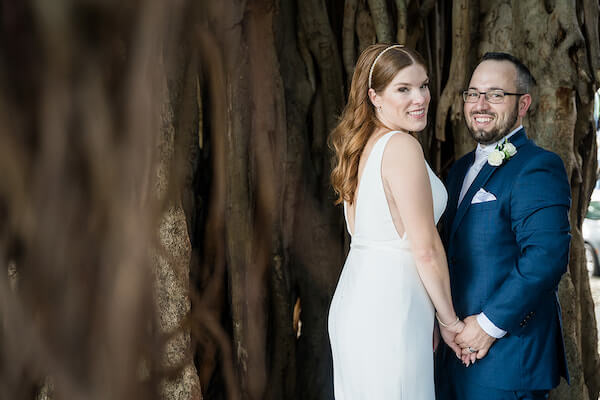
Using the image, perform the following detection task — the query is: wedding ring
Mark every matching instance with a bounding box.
[467,347,477,353]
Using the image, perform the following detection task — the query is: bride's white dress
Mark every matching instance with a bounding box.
[328,131,448,399]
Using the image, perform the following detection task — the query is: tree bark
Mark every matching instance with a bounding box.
[435,0,471,157]
[156,44,203,400]
[367,0,394,42]
[343,0,359,84]
[395,0,408,44]
[356,0,378,53]
[294,2,347,399]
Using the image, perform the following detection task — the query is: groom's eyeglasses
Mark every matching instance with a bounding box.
[462,89,525,104]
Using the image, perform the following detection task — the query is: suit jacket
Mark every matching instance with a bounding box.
[438,128,570,391]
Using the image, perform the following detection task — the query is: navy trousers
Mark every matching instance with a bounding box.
[435,352,549,400]
[436,380,548,400]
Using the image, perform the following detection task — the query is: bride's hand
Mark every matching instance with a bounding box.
[439,320,464,359]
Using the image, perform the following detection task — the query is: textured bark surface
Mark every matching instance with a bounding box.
[0,1,199,399]
[156,64,202,400]
[367,0,394,42]
[435,0,472,155]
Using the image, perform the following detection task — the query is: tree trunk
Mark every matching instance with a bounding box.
[156,46,203,400]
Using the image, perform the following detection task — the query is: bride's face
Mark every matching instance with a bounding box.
[370,64,430,133]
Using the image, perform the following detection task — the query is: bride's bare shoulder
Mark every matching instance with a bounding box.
[384,132,425,165]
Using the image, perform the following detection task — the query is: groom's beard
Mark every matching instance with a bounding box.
[466,102,519,145]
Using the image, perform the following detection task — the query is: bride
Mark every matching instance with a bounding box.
[328,44,464,399]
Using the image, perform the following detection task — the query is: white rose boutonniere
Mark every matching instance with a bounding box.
[488,149,505,166]
[504,142,517,157]
[488,138,517,166]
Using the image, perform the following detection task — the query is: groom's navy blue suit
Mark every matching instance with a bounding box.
[435,128,570,399]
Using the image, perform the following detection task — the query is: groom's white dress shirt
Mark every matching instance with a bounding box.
[458,125,522,339]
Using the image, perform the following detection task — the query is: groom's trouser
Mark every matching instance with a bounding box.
[438,380,548,400]
[435,351,549,400]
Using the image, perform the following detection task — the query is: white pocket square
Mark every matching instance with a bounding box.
[471,188,497,204]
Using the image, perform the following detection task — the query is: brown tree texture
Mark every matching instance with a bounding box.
[0,1,598,400]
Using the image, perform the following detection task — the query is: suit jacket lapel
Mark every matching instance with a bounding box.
[449,128,528,241]
[450,162,496,239]
[445,153,473,237]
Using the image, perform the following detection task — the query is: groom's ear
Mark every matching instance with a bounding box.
[517,93,532,117]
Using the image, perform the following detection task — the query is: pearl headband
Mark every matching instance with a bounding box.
[368,44,405,89]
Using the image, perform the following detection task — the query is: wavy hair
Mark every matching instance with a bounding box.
[329,44,427,205]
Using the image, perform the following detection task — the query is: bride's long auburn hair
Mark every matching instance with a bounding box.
[330,44,428,205]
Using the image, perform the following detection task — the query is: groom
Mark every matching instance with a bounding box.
[435,53,571,400]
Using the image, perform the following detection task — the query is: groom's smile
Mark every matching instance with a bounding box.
[471,111,496,127]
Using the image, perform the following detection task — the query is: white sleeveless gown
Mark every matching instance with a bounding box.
[328,131,448,399]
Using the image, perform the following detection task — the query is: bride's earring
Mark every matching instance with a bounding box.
[377,105,382,112]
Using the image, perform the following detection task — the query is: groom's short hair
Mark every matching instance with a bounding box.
[481,52,536,93]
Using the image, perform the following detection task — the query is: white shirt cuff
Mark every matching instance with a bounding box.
[477,312,507,338]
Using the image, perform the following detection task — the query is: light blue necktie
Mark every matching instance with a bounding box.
[458,147,489,205]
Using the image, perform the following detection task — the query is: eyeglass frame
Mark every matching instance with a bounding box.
[462,89,526,104]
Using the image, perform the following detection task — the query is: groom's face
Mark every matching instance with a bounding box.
[464,60,521,145]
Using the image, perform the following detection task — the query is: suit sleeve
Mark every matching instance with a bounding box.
[481,151,571,335]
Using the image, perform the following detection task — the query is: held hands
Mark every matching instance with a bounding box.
[455,315,496,366]
[436,315,465,359]
[436,314,497,367]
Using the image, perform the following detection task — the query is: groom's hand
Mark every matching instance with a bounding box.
[455,315,496,360]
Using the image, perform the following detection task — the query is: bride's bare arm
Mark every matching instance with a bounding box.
[382,134,463,353]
